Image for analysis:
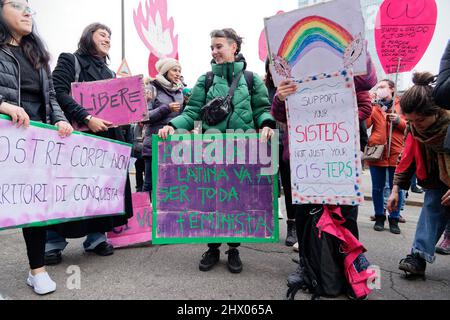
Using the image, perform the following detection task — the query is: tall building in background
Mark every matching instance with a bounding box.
[297,0,402,89]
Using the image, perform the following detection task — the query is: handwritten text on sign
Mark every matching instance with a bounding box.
[71,75,147,130]
[152,135,278,244]
[375,0,437,74]
[107,192,152,248]
[286,71,363,206]
[0,116,131,230]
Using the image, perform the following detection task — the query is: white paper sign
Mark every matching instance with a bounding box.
[0,116,132,230]
[285,70,363,206]
[265,0,367,85]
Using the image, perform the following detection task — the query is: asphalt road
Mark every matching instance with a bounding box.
[0,196,448,301]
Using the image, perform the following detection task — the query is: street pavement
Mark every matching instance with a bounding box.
[0,172,448,301]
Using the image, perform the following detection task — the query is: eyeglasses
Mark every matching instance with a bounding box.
[2,1,36,15]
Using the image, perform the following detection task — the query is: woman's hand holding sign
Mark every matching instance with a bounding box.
[276,79,298,102]
[0,102,30,128]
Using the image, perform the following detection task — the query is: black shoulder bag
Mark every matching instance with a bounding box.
[200,71,243,126]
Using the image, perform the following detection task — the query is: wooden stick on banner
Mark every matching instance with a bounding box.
[387,57,402,159]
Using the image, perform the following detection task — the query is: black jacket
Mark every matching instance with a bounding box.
[434,40,450,108]
[0,46,67,124]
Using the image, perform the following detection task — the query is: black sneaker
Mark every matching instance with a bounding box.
[225,248,242,273]
[373,215,386,232]
[399,253,426,278]
[287,263,305,287]
[285,220,297,247]
[411,185,424,194]
[85,241,114,256]
[44,250,62,266]
[199,248,220,272]
[388,218,401,234]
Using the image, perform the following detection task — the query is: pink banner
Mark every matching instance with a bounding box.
[71,75,147,131]
[107,192,152,248]
[0,116,131,230]
[375,0,437,74]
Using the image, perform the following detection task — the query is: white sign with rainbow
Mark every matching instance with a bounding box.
[264,0,366,85]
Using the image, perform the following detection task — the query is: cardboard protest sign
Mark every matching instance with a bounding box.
[375,0,437,74]
[0,115,132,230]
[285,70,364,206]
[152,134,279,245]
[264,0,366,86]
[107,192,152,248]
[71,75,147,131]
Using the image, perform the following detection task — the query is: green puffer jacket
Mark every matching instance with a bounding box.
[170,56,275,132]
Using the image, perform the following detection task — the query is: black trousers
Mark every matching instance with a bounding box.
[22,226,47,270]
[134,158,145,192]
[208,243,240,249]
[295,204,359,256]
[279,156,296,220]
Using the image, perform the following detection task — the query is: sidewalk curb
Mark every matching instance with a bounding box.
[364,196,423,208]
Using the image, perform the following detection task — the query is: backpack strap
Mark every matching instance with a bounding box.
[243,70,253,97]
[73,53,81,82]
[204,71,215,96]
[204,70,254,97]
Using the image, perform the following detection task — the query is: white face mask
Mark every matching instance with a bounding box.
[376,87,392,100]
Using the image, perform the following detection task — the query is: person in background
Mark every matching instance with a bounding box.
[366,79,406,234]
[265,58,297,248]
[142,58,184,196]
[0,0,73,294]
[47,22,133,265]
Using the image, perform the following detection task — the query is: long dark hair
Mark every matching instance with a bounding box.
[76,23,111,61]
[0,0,50,71]
[400,72,440,116]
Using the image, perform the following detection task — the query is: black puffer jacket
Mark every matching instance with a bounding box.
[434,40,450,108]
[0,46,67,124]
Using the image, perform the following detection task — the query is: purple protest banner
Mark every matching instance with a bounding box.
[107,192,152,248]
[71,75,147,131]
[0,115,131,230]
[152,133,279,245]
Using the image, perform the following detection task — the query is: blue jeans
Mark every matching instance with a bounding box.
[370,166,404,219]
[45,231,107,253]
[412,188,449,263]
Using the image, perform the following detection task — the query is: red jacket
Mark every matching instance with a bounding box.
[366,98,406,167]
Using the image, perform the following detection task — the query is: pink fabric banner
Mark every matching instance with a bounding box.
[107,192,152,248]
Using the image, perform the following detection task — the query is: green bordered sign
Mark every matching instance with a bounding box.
[152,133,279,244]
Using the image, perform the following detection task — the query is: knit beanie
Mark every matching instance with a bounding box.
[155,58,180,76]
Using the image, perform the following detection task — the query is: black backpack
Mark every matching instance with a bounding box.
[204,70,254,97]
[300,207,348,300]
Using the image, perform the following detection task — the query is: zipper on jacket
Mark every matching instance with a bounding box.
[1,47,21,107]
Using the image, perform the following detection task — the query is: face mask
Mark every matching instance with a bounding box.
[376,87,392,100]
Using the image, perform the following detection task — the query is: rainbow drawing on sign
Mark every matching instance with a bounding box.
[273,15,363,78]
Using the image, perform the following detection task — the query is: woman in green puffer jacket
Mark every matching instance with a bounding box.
[159,28,276,274]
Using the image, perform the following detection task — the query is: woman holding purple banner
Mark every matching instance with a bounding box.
[45,23,133,266]
[0,0,73,295]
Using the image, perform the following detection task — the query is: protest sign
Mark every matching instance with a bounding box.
[285,70,364,206]
[71,75,147,131]
[107,192,152,248]
[0,115,132,230]
[152,134,278,245]
[375,0,437,74]
[264,0,366,86]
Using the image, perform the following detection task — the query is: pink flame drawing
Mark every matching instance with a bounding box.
[133,0,179,77]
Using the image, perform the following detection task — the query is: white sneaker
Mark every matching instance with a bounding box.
[26,272,56,295]
[293,242,299,252]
